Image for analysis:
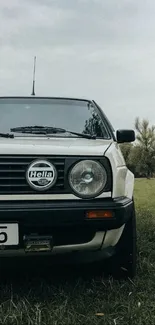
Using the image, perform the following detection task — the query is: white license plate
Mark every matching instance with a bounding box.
[0,224,19,245]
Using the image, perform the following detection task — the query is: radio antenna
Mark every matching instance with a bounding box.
[31,56,36,96]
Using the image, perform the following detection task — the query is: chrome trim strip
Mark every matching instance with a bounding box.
[0,192,111,201]
[0,231,105,256]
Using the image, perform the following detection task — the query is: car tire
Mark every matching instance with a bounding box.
[105,201,137,279]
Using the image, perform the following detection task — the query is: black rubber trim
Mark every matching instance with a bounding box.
[0,196,131,210]
[0,197,133,230]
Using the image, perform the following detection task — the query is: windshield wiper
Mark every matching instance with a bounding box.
[0,133,14,139]
[10,126,96,139]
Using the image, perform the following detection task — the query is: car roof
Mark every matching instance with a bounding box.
[0,96,92,103]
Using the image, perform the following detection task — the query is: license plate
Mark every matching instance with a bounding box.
[0,224,19,245]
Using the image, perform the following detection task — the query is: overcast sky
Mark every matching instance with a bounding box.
[0,0,155,129]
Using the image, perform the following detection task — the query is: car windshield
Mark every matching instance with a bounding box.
[0,98,110,139]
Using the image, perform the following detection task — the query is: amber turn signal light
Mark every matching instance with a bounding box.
[86,210,113,219]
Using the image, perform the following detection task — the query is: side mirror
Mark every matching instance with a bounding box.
[116,129,135,143]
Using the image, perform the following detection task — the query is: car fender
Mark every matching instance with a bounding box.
[105,142,134,199]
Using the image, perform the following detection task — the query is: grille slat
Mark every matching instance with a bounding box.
[0,162,28,165]
[0,176,25,180]
[0,156,66,194]
[0,184,28,187]
[0,170,25,173]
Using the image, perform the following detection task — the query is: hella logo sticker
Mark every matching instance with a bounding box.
[26,160,57,191]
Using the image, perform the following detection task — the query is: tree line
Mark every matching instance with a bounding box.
[120,118,155,178]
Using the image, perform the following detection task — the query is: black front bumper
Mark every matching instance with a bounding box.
[0,196,133,228]
[0,197,133,254]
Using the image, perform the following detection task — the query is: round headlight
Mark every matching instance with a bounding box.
[69,160,107,198]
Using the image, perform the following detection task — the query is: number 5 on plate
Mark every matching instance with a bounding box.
[0,224,19,245]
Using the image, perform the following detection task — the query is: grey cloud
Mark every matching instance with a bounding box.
[1,0,155,129]
[0,0,143,49]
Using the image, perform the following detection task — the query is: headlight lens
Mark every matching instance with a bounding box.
[69,160,107,198]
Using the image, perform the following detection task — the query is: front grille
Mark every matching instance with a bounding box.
[0,156,66,194]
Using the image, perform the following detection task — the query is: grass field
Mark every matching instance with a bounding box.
[0,179,155,325]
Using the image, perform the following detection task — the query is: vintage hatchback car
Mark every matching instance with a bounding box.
[0,97,136,278]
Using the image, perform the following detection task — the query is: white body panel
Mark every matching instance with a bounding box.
[0,192,111,201]
[0,137,112,156]
[102,225,125,248]
[105,142,134,199]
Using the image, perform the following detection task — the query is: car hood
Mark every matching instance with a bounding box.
[0,137,112,156]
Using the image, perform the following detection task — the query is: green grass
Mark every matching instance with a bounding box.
[0,179,155,325]
[134,178,155,212]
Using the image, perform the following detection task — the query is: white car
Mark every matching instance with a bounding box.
[0,97,136,278]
